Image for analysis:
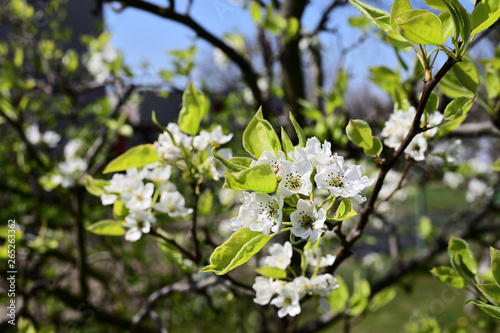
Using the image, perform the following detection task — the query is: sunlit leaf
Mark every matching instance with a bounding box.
[103,144,159,174]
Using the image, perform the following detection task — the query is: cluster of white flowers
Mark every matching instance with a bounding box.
[85,43,118,84]
[154,123,233,180]
[230,137,373,243]
[253,241,339,317]
[100,162,193,242]
[381,107,444,161]
[51,139,87,188]
[25,124,61,148]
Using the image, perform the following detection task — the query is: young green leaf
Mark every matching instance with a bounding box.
[328,275,349,313]
[228,157,254,169]
[346,119,373,149]
[86,220,125,236]
[103,144,159,174]
[243,108,281,158]
[491,247,500,287]
[365,137,383,157]
[212,147,247,173]
[281,127,294,159]
[444,97,473,121]
[448,236,478,277]
[224,163,277,193]
[349,272,371,316]
[349,0,391,32]
[424,92,440,114]
[467,300,500,319]
[471,0,500,36]
[255,266,287,279]
[289,111,306,148]
[178,82,210,135]
[439,12,454,42]
[390,0,412,32]
[430,266,466,288]
[200,228,274,275]
[477,284,500,306]
[395,10,444,46]
[368,287,397,312]
[442,0,471,45]
[452,56,480,94]
[424,0,449,12]
[440,71,476,98]
[84,175,109,197]
[113,200,128,221]
[485,68,500,99]
[332,199,358,221]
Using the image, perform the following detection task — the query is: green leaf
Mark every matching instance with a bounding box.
[391,0,412,32]
[113,200,128,221]
[471,0,500,35]
[444,97,474,121]
[440,12,454,42]
[178,82,210,135]
[158,240,194,274]
[440,71,476,98]
[485,68,500,98]
[436,115,468,137]
[395,10,444,46]
[419,216,434,241]
[200,228,274,275]
[369,287,397,311]
[281,127,294,159]
[442,0,471,44]
[349,272,371,316]
[224,163,277,193]
[289,111,306,148]
[152,110,168,132]
[448,236,477,277]
[84,175,109,197]
[477,283,500,306]
[249,2,262,24]
[86,220,125,236]
[430,266,466,288]
[349,0,391,32]
[243,108,281,158]
[424,0,449,12]
[467,300,500,319]
[424,92,440,114]
[228,157,254,169]
[329,275,349,313]
[346,119,373,149]
[364,137,383,157]
[491,247,500,287]
[332,200,358,221]
[286,17,300,41]
[452,56,479,94]
[255,266,287,279]
[198,189,213,216]
[103,144,159,174]
[212,147,247,173]
[263,6,287,35]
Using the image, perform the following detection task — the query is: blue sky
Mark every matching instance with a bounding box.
[103,0,477,93]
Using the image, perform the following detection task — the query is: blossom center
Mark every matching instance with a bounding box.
[285,173,302,191]
[327,172,344,188]
[300,212,315,229]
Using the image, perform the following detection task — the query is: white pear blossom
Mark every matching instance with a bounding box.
[154,191,193,217]
[102,168,144,205]
[155,131,182,162]
[125,210,156,242]
[144,164,172,183]
[443,172,464,189]
[125,182,155,211]
[26,124,42,145]
[381,107,443,161]
[310,274,338,297]
[290,199,326,244]
[86,53,109,84]
[252,193,283,234]
[58,158,87,188]
[264,241,292,270]
[314,155,373,203]
[213,47,228,70]
[229,192,257,231]
[193,125,233,150]
[466,178,494,203]
[42,131,61,148]
[444,139,461,164]
[304,248,336,268]
[290,137,332,168]
[64,139,83,159]
[278,157,313,197]
[251,150,287,175]
[293,276,311,298]
[252,277,283,306]
[271,283,301,318]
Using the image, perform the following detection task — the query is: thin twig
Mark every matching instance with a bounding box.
[374,159,412,210]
